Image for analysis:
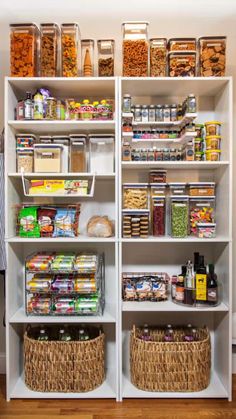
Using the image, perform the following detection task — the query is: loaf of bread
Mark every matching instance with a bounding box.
[87,216,113,237]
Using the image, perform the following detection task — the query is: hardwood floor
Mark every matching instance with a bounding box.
[1,375,236,418]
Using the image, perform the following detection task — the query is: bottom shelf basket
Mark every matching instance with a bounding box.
[130,325,211,392]
[24,326,105,393]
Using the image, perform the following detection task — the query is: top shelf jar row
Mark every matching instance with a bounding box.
[10,22,226,78]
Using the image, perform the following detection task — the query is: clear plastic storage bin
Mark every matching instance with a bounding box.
[97,39,115,77]
[70,135,87,172]
[171,196,189,238]
[122,21,149,77]
[152,197,166,236]
[188,182,215,197]
[168,52,196,77]
[17,149,34,173]
[150,38,167,77]
[40,23,60,77]
[199,37,226,77]
[89,135,114,174]
[61,23,80,77]
[34,144,63,173]
[123,183,149,209]
[10,23,40,77]
[82,39,94,77]
[169,183,186,196]
[190,197,215,236]
[168,38,196,51]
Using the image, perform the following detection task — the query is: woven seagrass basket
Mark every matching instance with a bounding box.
[24,327,105,393]
[130,325,211,392]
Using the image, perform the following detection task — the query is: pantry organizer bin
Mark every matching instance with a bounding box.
[61,23,80,77]
[10,23,40,77]
[70,135,87,172]
[40,23,60,77]
[122,21,149,77]
[34,144,63,173]
[198,37,226,77]
[89,135,114,174]
[150,38,167,77]
[171,196,189,238]
[130,325,211,392]
[24,325,105,392]
[97,39,115,77]
[190,197,215,237]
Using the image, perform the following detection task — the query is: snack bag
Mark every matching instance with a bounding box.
[38,207,57,237]
[53,208,76,237]
[19,206,40,237]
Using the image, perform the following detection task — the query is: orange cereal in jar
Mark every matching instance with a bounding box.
[61,23,80,77]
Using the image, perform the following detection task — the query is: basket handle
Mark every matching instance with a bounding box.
[132,325,136,337]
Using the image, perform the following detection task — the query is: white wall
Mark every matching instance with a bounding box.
[0,0,236,370]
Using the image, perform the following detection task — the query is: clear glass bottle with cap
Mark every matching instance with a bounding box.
[82,39,94,77]
[122,21,149,77]
[97,39,115,77]
[40,23,60,77]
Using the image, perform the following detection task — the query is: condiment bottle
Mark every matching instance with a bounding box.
[37,326,49,341]
[163,324,174,342]
[141,324,152,341]
[24,92,33,120]
[207,264,218,305]
[59,327,72,342]
[175,266,186,303]
[196,255,207,304]
[33,90,44,120]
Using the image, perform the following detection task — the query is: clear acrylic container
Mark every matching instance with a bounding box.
[89,135,114,174]
[97,39,115,77]
[82,39,94,77]
[17,149,34,173]
[122,21,149,77]
[34,144,63,173]
[168,52,196,77]
[10,23,40,77]
[123,183,149,209]
[199,37,226,77]
[150,38,167,77]
[190,197,215,236]
[40,23,60,77]
[70,135,87,172]
[61,23,80,77]
[152,197,166,236]
[52,136,70,173]
[168,38,196,52]
[188,182,215,197]
[169,183,186,196]
[171,196,189,238]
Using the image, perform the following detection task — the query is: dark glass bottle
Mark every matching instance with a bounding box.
[37,326,49,341]
[207,264,218,305]
[141,324,152,341]
[196,255,207,304]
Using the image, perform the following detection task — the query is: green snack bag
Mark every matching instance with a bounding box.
[19,206,40,238]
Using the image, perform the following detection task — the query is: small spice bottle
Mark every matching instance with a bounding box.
[122,142,131,161]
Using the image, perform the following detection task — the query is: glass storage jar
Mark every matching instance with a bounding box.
[10,23,40,77]
[89,135,114,174]
[70,135,87,172]
[190,197,215,236]
[61,23,80,77]
[168,52,196,77]
[40,23,60,77]
[152,197,166,236]
[150,38,167,77]
[122,21,149,77]
[45,97,57,120]
[198,37,226,77]
[82,39,94,77]
[171,196,189,238]
[97,39,114,77]
[168,38,196,51]
[17,149,34,172]
[123,183,149,209]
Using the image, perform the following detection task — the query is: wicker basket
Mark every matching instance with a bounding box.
[24,327,105,393]
[130,325,211,392]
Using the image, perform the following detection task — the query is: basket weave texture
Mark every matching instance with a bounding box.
[24,331,105,393]
[130,325,211,392]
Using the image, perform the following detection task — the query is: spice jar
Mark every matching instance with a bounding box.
[149,170,167,183]
[171,196,189,238]
[170,148,177,160]
[61,23,80,77]
[132,148,140,161]
[45,97,57,120]
[155,105,163,122]
[82,39,94,77]
[122,21,149,77]
[170,104,177,121]
[163,105,170,122]
[123,183,149,209]
[123,94,132,113]
[199,37,226,77]
[134,105,142,122]
[122,142,131,161]
[40,23,60,77]
[155,148,163,161]
[150,38,167,77]
[152,197,166,236]
[141,105,149,122]
[190,197,215,236]
[70,136,87,172]
[148,105,156,122]
[147,149,155,161]
[163,148,170,160]
[17,149,34,172]
[10,23,40,77]
[97,39,114,77]
[187,94,196,113]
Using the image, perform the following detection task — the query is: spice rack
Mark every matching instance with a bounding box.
[4,76,233,402]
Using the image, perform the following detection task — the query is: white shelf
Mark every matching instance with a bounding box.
[121,236,231,243]
[6,236,117,243]
[122,301,229,312]
[9,306,116,324]
[8,120,115,133]
[122,372,228,398]
[122,161,230,170]
[11,371,116,399]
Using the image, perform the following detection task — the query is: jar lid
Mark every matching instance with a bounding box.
[197,223,216,227]
[124,94,131,98]
[123,183,149,187]
[149,105,155,108]
[156,105,162,109]
[169,182,186,186]
[149,170,167,173]
[205,135,221,139]
[150,183,167,187]
[188,182,215,186]
[190,196,215,200]
[170,195,189,199]
[205,121,222,125]
[205,149,221,153]
[164,104,170,108]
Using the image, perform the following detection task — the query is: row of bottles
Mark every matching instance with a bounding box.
[172,252,218,306]
[141,323,198,342]
[37,325,91,341]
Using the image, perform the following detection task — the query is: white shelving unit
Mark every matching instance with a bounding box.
[5,76,233,401]
[119,77,233,401]
[5,77,119,401]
